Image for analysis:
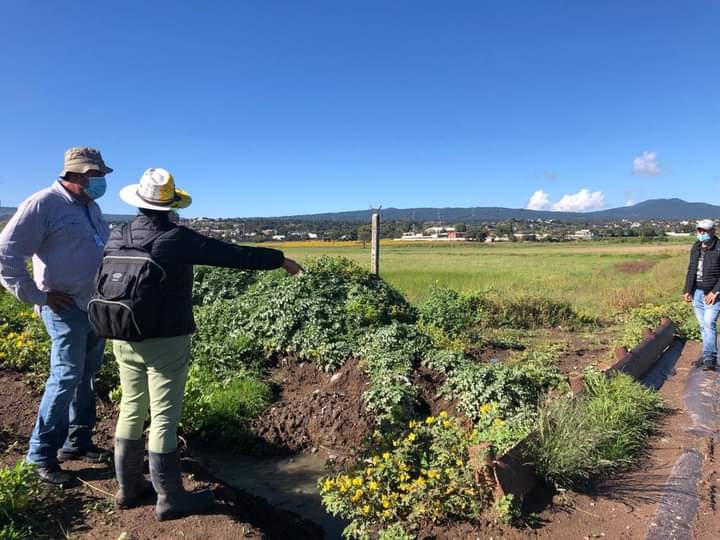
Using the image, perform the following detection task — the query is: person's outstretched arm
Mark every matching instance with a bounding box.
[173,226,303,274]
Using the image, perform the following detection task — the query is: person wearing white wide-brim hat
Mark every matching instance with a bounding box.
[119,168,192,211]
[103,167,302,520]
[684,219,720,370]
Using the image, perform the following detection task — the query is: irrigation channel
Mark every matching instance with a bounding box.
[188,336,720,540]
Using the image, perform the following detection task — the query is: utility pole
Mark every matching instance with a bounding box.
[371,207,381,276]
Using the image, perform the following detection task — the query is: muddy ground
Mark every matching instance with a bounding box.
[1,340,718,539]
[0,370,322,540]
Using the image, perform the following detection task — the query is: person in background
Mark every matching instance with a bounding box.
[0,147,113,484]
[683,219,720,371]
[108,168,302,520]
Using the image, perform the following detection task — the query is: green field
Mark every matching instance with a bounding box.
[277,240,692,318]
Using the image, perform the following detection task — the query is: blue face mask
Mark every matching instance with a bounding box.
[698,232,712,242]
[84,176,107,200]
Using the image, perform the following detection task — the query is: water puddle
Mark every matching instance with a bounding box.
[202,450,347,539]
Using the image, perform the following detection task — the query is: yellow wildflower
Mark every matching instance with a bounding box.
[406,433,416,443]
[494,418,506,427]
[425,416,435,425]
[479,403,495,415]
[351,489,365,502]
[442,420,451,428]
[427,469,439,480]
[321,478,334,491]
[408,420,418,429]
[352,477,363,487]
[362,505,370,515]
[368,481,379,492]
[382,452,390,461]
[439,411,449,418]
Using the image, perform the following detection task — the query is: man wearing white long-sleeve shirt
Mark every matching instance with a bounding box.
[0,147,113,485]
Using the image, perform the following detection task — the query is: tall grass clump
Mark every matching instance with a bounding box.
[530,370,664,488]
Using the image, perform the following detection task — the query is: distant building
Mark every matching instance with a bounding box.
[271,235,286,241]
[568,229,594,240]
[665,231,692,237]
[395,227,466,241]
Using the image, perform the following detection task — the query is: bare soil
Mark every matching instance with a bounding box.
[615,260,658,274]
[2,340,717,539]
[0,369,322,540]
[253,357,375,459]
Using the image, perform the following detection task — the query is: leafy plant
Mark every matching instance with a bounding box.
[0,461,50,540]
[359,323,432,427]
[320,413,491,540]
[618,301,699,349]
[192,266,257,306]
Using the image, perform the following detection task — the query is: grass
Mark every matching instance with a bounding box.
[274,240,691,318]
[529,370,665,488]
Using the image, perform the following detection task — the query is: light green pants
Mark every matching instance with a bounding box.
[113,335,191,454]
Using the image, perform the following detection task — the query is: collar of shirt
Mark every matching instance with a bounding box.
[52,179,101,212]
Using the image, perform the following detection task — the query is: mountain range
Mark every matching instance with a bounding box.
[2,198,720,223]
[271,198,720,223]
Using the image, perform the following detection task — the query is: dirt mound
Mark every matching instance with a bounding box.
[254,358,374,457]
[615,260,657,274]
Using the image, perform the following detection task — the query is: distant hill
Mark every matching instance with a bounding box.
[269,198,720,222]
[3,198,720,223]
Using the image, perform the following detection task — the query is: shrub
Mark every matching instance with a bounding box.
[529,370,664,488]
[192,266,258,306]
[618,302,700,349]
[473,295,594,330]
[418,286,476,337]
[320,413,491,539]
[205,257,416,372]
[192,301,266,377]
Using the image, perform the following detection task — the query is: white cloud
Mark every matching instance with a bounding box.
[633,151,661,176]
[526,188,606,212]
[552,189,606,212]
[527,190,552,210]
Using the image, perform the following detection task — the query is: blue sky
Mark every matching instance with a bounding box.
[0,1,718,217]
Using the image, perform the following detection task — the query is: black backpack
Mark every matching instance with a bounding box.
[88,224,169,341]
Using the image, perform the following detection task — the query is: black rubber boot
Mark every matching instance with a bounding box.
[114,437,154,508]
[149,449,214,521]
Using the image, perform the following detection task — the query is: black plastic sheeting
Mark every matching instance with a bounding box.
[644,358,719,540]
[645,449,704,540]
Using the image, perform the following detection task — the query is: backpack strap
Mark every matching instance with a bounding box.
[122,223,171,251]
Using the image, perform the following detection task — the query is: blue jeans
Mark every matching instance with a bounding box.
[692,288,720,364]
[26,305,105,467]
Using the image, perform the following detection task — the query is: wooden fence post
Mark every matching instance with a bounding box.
[371,210,380,275]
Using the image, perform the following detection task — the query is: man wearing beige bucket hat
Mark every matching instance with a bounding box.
[0,147,114,485]
[93,167,302,520]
